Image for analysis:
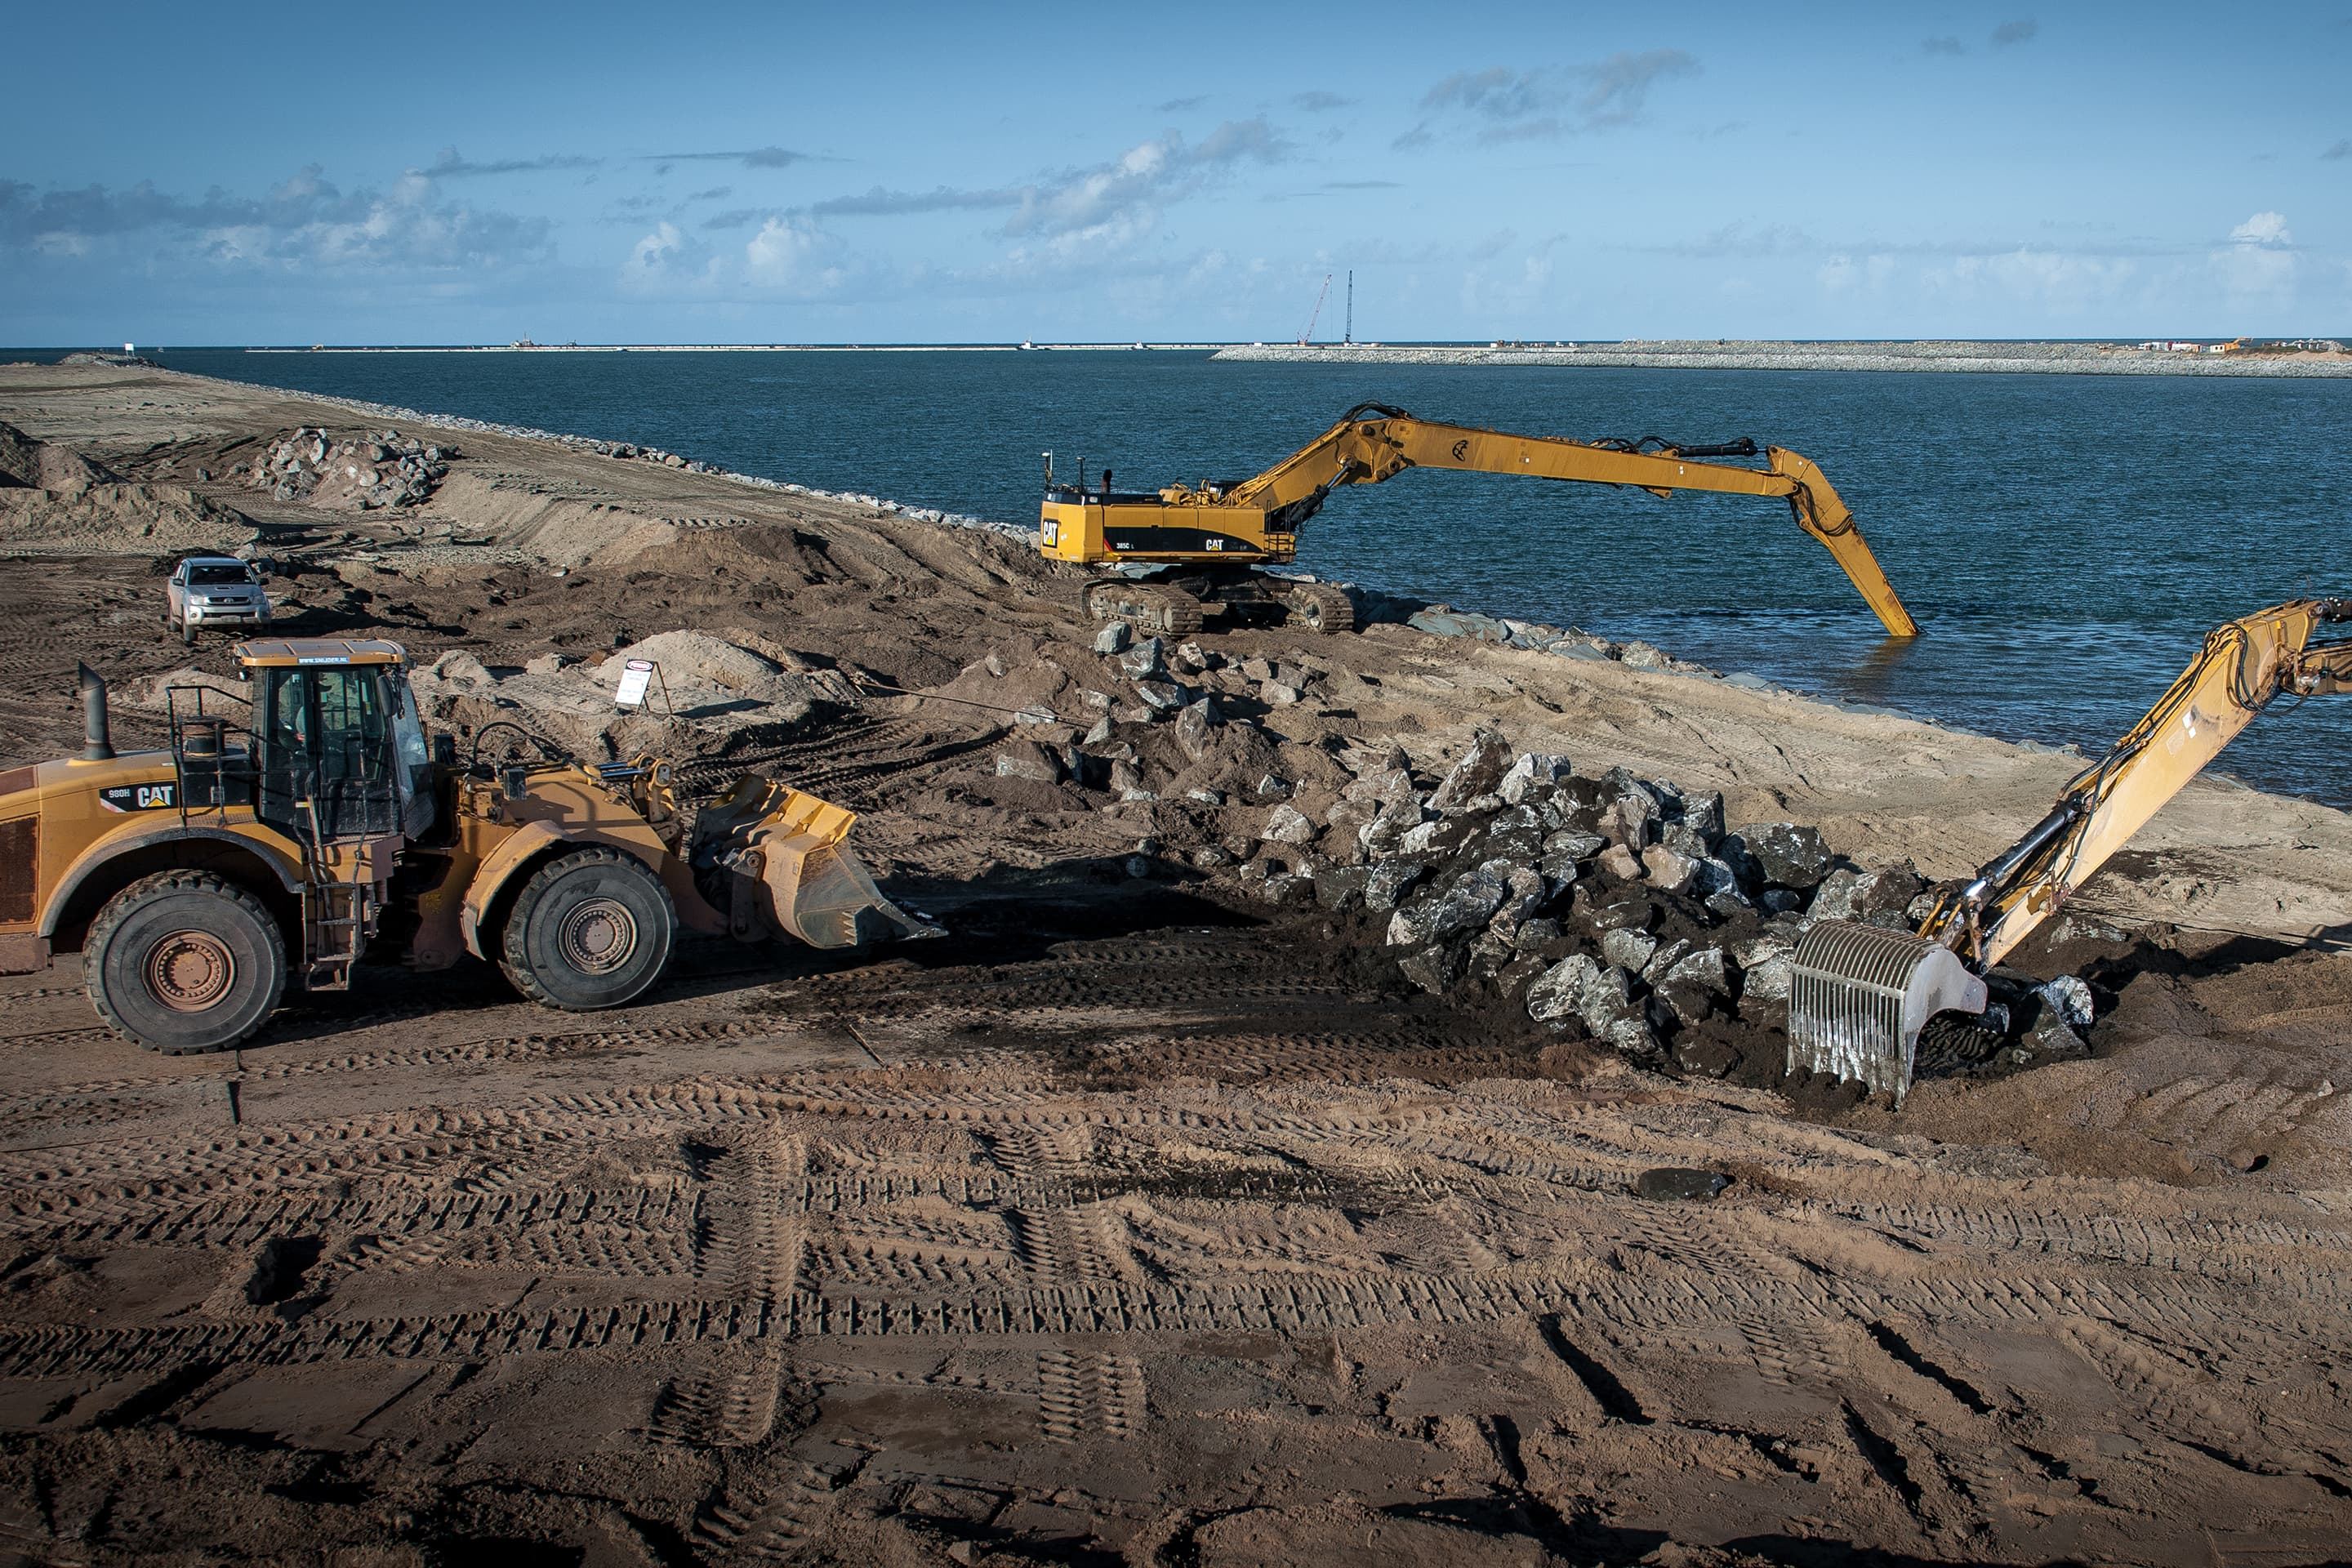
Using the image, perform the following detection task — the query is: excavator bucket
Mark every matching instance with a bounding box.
[693,776,939,950]
[1786,921,1988,1102]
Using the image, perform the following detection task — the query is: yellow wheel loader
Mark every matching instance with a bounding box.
[0,639,933,1054]
[1788,599,2352,1102]
[1039,402,1919,640]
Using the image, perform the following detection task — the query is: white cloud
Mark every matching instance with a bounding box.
[0,164,553,272]
[1003,118,1285,250]
[1410,51,1698,143]
[2228,211,2292,247]
[744,214,853,293]
[2212,211,2296,300]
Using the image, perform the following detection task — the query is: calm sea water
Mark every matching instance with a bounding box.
[59,348,2352,804]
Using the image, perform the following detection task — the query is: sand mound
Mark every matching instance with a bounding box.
[408,631,836,768]
[422,469,682,567]
[0,482,251,555]
[0,418,118,495]
[596,628,856,710]
[130,666,250,712]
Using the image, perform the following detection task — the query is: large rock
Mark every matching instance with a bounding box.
[1654,947,1731,1026]
[995,744,1062,783]
[1398,817,1477,858]
[1428,729,1513,810]
[2038,974,2094,1028]
[1548,777,1613,835]
[1806,863,1924,927]
[1731,929,1796,1003]
[1601,927,1657,973]
[1481,808,1548,864]
[1260,804,1316,845]
[1133,679,1188,713]
[1397,943,1462,995]
[1092,621,1131,655]
[1529,954,1646,1041]
[1174,700,1220,763]
[1364,858,1428,911]
[1498,752,1571,805]
[1747,822,1833,889]
[1388,866,1511,947]
[1640,938,1690,985]
[1312,864,1372,911]
[1673,790,1726,846]
[1494,865,1548,928]
[1527,954,1603,1028]
[1640,843,1698,894]
[1119,638,1165,679]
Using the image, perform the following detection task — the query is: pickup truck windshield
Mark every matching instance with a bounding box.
[186,563,252,586]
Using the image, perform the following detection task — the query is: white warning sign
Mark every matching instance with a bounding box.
[613,658,657,710]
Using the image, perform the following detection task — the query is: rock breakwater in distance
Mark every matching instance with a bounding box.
[1215,338,2352,376]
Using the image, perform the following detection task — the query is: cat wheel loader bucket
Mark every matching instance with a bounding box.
[693,776,939,950]
[1787,923,1988,1103]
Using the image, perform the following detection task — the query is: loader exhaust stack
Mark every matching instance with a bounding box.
[78,663,114,761]
[1787,923,1987,1103]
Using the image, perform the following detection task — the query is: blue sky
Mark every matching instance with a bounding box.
[4,1,2347,344]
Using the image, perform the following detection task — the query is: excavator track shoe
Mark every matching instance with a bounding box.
[1082,581,1204,636]
[1787,920,1988,1103]
[1281,581,1355,635]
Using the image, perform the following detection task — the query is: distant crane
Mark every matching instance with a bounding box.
[1297,274,1332,345]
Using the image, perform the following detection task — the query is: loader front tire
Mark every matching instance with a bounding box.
[86,871,287,1054]
[499,847,676,1011]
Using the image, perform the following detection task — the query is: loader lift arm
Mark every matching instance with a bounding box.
[1144,402,1918,637]
[1789,597,2352,1100]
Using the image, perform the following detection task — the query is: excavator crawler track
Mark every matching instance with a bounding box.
[1081,581,1204,637]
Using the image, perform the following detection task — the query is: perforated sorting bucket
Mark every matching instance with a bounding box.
[1787,921,1989,1103]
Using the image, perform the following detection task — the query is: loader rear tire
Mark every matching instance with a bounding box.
[499,847,676,1011]
[86,871,287,1054]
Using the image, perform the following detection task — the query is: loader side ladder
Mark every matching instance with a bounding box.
[295,793,374,992]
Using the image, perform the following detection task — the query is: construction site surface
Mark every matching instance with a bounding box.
[1,362,2350,1567]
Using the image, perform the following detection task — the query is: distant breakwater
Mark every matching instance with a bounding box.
[1213,341,2352,377]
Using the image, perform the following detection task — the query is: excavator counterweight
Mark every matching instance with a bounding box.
[1788,597,2352,1102]
[1041,403,1920,640]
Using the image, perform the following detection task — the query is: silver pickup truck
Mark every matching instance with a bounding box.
[166,555,272,644]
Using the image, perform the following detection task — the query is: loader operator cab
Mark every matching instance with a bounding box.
[235,640,436,845]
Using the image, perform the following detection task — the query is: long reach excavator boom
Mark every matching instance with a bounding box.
[1788,598,2352,1102]
[1041,402,1919,639]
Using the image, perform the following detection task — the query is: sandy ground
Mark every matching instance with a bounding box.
[1,363,2349,1566]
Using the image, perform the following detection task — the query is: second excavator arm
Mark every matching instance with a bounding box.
[1201,403,1918,638]
[1788,597,2352,1100]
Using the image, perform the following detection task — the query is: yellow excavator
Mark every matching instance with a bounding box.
[0,639,932,1054]
[1039,402,1918,639]
[1788,599,2352,1102]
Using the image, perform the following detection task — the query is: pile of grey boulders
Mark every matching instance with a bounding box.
[235,427,452,510]
[987,632,1331,808]
[1236,728,2096,1085]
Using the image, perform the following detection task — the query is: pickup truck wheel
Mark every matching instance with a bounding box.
[86,871,287,1054]
[499,847,676,1010]
[179,615,195,645]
